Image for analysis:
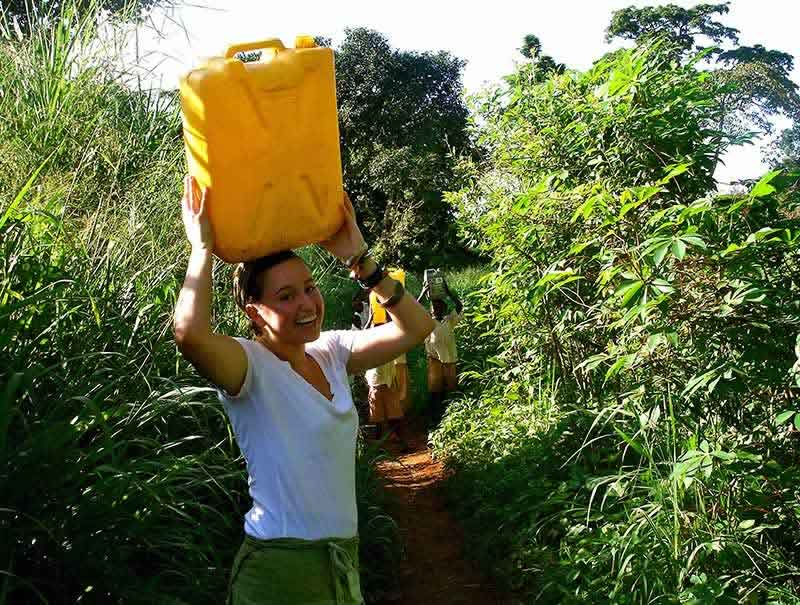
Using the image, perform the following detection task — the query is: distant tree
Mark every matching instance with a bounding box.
[766,125,800,169]
[518,34,565,82]
[606,2,739,53]
[330,27,471,266]
[606,2,800,160]
[714,44,800,134]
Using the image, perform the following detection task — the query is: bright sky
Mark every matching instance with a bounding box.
[140,0,800,185]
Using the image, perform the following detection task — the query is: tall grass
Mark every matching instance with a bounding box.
[0,4,399,603]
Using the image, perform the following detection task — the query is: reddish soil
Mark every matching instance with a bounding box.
[372,422,511,605]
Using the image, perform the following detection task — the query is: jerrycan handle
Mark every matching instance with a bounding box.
[225,38,286,59]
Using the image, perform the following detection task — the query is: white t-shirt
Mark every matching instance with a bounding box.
[218,330,358,541]
[425,310,462,364]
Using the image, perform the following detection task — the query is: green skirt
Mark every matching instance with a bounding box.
[227,534,364,605]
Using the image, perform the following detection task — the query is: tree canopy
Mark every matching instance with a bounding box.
[606,2,800,159]
[331,27,471,267]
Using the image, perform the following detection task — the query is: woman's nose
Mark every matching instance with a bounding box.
[298,291,315,310]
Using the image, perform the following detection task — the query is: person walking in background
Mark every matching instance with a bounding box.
[173,176,435,604]
[365,317,409,449]
[420,277,463,426]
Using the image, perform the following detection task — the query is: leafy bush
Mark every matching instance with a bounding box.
[435,40,800,603]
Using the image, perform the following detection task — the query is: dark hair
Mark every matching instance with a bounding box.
[232,250,298,326]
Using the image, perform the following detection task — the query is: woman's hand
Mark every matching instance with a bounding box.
[181,175,214,251]
[320,191,366,263]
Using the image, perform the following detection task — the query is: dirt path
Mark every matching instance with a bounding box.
[372,422,510,605]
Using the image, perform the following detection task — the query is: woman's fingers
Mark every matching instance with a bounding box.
[182,175,210,216]
[199,186,209,216]
[342,191,356,219]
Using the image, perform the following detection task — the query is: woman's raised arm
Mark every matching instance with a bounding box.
[319,193,434,373]
[173,176,247,395]
[346,259,435,374]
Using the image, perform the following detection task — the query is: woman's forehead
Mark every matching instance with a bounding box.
[263,257,311,293]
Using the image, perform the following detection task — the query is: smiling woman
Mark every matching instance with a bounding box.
[172,175,435,604]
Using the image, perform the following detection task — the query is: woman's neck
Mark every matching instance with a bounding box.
[257,335,306,370]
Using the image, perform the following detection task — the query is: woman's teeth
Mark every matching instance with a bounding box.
[296,315,317,326]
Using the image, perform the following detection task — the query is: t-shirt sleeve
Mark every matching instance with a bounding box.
[324,329,356,371]
[217,337,256,402]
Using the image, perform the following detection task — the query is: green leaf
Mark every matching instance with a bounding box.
[776,411,797,426]
[652,242,671,265]
[572,196,596,222]
[659,162,690,184]
[681,234,707,250]
[0,150,56,230]
[617,280,644,306]
[671,239,687,260]
[605,354,635,381]
[749,170,780,198]
[738,519,756,530]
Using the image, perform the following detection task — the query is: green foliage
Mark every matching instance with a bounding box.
[437,41,800,603]
[0,6,399,604]
[332,27,472,268]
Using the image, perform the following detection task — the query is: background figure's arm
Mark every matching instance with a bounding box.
[444,280,463,314]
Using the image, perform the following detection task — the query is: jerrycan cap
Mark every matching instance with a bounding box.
[295,35,317,49]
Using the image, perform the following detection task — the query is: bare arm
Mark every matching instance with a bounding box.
[318,195,435,374]
[347,258,435,374]
[173,176,247,396]
[444,280,463,314]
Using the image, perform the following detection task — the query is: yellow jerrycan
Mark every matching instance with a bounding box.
[179,35,344,262]
[370,269,406,325]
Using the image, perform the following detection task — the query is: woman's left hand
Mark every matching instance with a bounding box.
[320,191,366,263]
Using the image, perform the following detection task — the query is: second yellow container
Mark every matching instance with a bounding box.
[370,269,406,325]
[180,36,344,263]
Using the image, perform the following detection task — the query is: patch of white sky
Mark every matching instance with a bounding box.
[133,0,799,185]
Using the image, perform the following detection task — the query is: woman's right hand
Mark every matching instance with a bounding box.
[181,175,214,251]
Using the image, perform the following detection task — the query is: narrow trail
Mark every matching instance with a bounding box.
[372,422,511,605]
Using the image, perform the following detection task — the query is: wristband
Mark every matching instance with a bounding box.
[356,262,386,290]
[379,280,405,309]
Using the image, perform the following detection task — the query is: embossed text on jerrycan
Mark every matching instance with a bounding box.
[179,35,344,262]
[370,269,406,326]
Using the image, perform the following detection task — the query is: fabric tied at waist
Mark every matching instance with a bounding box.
[228,534,364,605]
[328,540,363,604]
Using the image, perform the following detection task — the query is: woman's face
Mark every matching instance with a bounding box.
[246,257,325,344]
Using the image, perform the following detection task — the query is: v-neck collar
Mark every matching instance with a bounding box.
[258,341,335,404]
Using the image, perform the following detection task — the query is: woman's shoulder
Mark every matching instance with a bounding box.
[309,330,356,367]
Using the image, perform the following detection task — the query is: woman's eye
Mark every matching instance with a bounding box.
[280,293,293,302]
[306,285,317,294]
